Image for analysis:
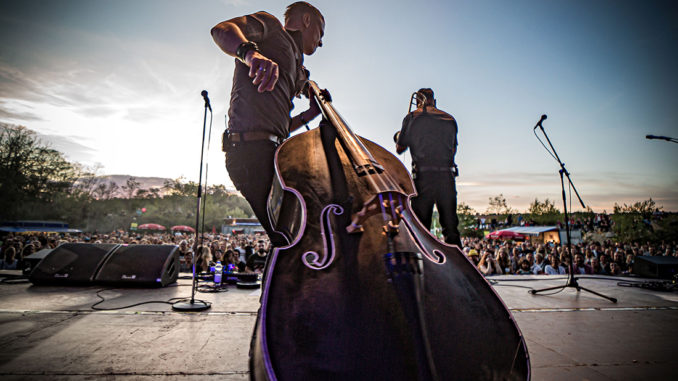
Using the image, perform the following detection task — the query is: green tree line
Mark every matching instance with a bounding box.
[0,124,253,232]
[456,194,677,243]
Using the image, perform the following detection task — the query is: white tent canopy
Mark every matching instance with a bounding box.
[503,226,558,236]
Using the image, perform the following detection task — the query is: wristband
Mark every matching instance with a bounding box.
[236,41,260,64]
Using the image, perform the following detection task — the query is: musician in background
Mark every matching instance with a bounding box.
[210,2,325,247]
[395,88,462,247]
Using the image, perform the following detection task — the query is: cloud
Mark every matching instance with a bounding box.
[36,132,97,163]
[456,170,678,212]
[0,103,42,122]
[219,0,248,7]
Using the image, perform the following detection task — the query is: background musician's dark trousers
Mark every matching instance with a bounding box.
[224,139,288,248]
[411,169,462,247]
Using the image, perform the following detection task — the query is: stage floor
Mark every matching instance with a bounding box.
[0,272,676,380]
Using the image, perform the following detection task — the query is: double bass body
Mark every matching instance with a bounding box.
[251,82,530,380]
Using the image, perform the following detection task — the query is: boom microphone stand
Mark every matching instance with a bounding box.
[172,91,214,312]
[529,115,617,303]
[646,134,678,144]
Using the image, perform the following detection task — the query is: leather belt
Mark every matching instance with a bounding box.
[227,131,283,144]
[417,166,454,172]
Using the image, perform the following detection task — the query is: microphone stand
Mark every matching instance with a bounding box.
[172,92,213,312]
[529,116,617,303]
[646,134,678,144]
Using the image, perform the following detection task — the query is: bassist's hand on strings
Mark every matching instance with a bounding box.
[308,88,331,115]
[291,88,331,132]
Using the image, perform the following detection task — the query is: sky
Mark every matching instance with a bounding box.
[1,0,677,213]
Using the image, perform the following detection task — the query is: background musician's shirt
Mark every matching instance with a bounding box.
[398,106,458,167]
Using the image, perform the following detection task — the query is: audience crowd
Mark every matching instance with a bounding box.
[0,231,271,274]
[462,237,677,276]
[1,214,676,279]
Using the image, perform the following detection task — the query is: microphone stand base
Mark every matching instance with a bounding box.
[172,299,212,312]
[529,275,617,303]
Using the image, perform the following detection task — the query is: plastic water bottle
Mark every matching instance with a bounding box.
[214,261,223,286]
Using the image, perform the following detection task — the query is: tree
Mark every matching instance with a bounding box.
[122,177,141,199]
[0,124,79,219]
[0,125,256,232]
[93,181,120,200]
[611,199,659,243]
[485,194,514,216]
[457,202,482,238]
[527,198,561,225]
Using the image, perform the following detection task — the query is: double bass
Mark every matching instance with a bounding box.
[250,81,530,380]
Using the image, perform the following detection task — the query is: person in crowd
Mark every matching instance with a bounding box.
[532,253,546,275]
[613,250,627,272]
[195,245,212,273]
[599,253,611,274]
[226,247,246,272]
[246,247,268,272]
[609,262,622,276]
[584,248,595,264]
[509,247,521,274]
[1,247,18,270]
[572,254,593,275]
[516,259,532,275]
[478,250,503,276]
[544,255,567,275]
[495,247,511,274]
[178,240,193,272]
[590,257,604,275]
[210,240,224,263]
[625,253,635,274]
[467,249,480,267]
[525,252,535,267]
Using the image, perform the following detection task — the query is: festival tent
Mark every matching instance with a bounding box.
[0,221,81,233]
[503,226,561,244]
[488,229,526,240]
[137,223,166,231]
[171,225,195,232]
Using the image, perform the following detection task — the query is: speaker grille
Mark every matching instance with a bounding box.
[29,243,118,285]
[95,245,179,287]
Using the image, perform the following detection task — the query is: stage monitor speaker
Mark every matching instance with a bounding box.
[29,243,118,285]
[633,256,678,279]
[23,248,53,276]
[236,273,261,289]
[95,244,179,287]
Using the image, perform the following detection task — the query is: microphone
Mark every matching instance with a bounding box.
[533,114,547,130]
[646,135,671,141]
[201,90,212,111]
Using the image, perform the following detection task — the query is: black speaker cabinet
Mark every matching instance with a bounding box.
[95,244,179,287]
[236,272,261,289]
[633,256,678,279]
[22,248,53,276]
[29,243,118,285]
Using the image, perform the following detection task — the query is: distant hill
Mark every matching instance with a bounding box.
[102,175,170,191]
[89,175,237,198]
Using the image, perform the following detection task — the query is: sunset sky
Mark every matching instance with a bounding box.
[1,0,676,212]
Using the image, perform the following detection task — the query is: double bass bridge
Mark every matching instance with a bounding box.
[346,191,406,234]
